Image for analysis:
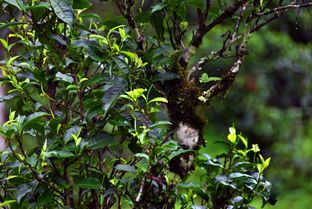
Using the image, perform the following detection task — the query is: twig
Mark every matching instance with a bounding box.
[7,141,62,196]
[202,57,242,101]
[256,2,312,16]
[190,0,248,48]
[180,0,248,67]
[250,14,280,33]
[135,177,145,202]
[188,57,209,81]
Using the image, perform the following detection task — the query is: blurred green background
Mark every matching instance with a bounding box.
[1,1,311,208]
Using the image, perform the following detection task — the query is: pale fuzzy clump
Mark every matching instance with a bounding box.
[176,122,199,149]
[179,154,194,170]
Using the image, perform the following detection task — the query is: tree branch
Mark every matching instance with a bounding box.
[256,2,312,17]
[202,57,242,101]
[114,0,145,51]
[190,0,248,48]
[180,0,248,67]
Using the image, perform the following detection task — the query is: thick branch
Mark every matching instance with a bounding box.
[190,0,248,48]
[179,0,247,67]
[202,57,242,101]
[200,37,248,102]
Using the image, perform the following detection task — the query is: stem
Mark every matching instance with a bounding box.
[135,177,145,203]
[63,159,74,207]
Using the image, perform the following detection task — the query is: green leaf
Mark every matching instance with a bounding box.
[252,144,260,153]
[135,153,149,160]
[227,133,237,144]
[4,0,26,11]
[49,0,74,26]
[87,133,115,150]
[229,172,255,180]
[135,11,151,23]
[80,13,102,21]
[185,0,205,8]
[124,88,146,102]
[227,127,237,144]
[27,2,51,21]
[115,164,136,173]
[84,74,106,86]
[102,77,126,117]
[75,178,101,189]
[262,157,271,171]
[45,150,75,158]
[108,115,129,127]
[73,0,91,9]
[64,126,82,143]
[120,51,138,62]
[149,121,172,129]
[0,93,17,103]
[151,11,165,41]
[23,112,49,129]
[0,200,17,207]
[55,72,74,83]
[238,135,248,149]
[0,38,8,50]
[66,84,79,91]
[257,163,263,173]
[151,2,168,13]
[0,22,27,30]
[149,97,168,104]
[199,73,220,83]
[168,149,193,160]
[153,72,179,82]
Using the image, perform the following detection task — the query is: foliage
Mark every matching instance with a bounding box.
[0,0,310,208]
[200,17,312,190]
[178,127,276,209]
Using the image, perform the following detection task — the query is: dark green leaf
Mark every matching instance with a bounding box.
[168,149,193,160]
[73,0,90,9]
[0,22,27,30]
[23,112,49,129]
[102,77,126,117]
[75,178,101,189]
[55,72,74,83]
[16,183,33,203]
[64,126,82,143]
[0,93,17,103]
[151,11,165,41]
[151,2,168,13]
[80,13,102,21]
[231,196,244,205]
[191,206,205,209]
[27,2,51,21]
[149,121,171,129]
[45,150,74,158]
[108,115,130,127]
[185,0,205,8]
[49,0,74,26]
[229,172,257,184]
[4,0,26,11]
[72,40,104,61]
[87,133,115,149]
[153,72,179,82]
[135,11,151,23]
[85,74,106,86]
[115,164,136,173]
